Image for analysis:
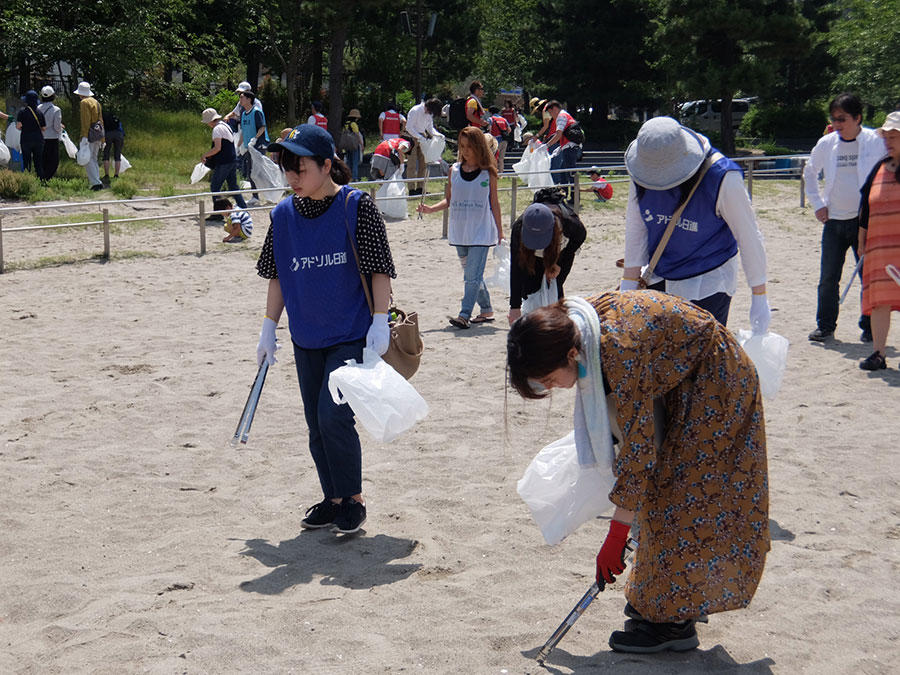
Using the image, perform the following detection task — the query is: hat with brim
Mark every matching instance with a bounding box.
[531,99,546,115]
[268,124,335,159]
[521,203,556,250]
[40,85,55,98]
[625,116,706,190]
[347,108,361,119]
[74,81,93,97]
[201,108,222,124]
[877,111,900,136]
[235,81,252,93]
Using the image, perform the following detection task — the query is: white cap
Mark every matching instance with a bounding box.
[40,85,55,98]
[235,81,252,93]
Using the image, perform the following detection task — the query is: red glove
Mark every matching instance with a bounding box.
[596,520,630,585]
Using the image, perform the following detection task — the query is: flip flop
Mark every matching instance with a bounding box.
[449,316,470,329]
[470,314,495,324]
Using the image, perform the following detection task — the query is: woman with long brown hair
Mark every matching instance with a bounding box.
[417,126,503,328]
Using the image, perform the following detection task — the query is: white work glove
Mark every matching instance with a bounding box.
[366,313,390,356]
[257,317,279,366]
[619,279,640,291]
[749,293,771,335]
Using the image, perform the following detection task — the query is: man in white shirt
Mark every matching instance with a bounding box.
[405,98,442,196]
[803,93,886,342]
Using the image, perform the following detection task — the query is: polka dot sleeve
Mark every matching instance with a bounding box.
[256,218,277,279]
[356,193,396,278]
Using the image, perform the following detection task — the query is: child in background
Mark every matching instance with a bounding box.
[215,198,253,243]
[582,166,614,201]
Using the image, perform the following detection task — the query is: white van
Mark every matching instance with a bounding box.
[679,98,755,133]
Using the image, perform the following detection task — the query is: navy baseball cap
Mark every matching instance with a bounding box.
[521,203,555,250]
[268,124,335,159]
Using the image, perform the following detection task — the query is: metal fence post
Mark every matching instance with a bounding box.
[102,209,110,259]
[442,206,448,239]
[573,171,581,213]
[746,159,753,199]
[199,201,206,256]
[0,216,4,274]
[799,158,806,208]
[510,176,518,227]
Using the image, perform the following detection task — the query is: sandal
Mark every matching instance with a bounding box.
[470,314,495,324]
[859,351,887,371]
[449,316,470,329]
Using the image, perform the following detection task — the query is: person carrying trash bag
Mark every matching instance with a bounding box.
[507,192,586,324]
[506,291,769,654]
[255,124,396,535]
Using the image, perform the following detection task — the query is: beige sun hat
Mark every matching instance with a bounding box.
[201,108,222,124]
[74,81,93,97]
[625,116,707,190]
[347,108,362,119]
[877,111,900,136]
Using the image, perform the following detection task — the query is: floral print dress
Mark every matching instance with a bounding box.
[591,290,769,623]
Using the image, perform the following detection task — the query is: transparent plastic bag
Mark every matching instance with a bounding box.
[248,145,288,202]
[511,143,534,180]
[528,144,554,188]
[119,154,132,174]
[517,431,615,546]
[521,277,559,314]
[376,174,409,220]
[421,133,446,163]
[0,139,9,166]
[328,349,429,443]
[484,239,511,290]
[60,130,78,159]
[5,124,20,152]
[76,137,91,166]
[736,329,789,400]
[190,162,211,184]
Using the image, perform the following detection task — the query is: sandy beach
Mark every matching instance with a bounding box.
[1,180,898,673]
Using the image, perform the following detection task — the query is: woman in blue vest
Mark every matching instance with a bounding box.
[239,90,269,206]
[255,125,396,535]
[619,117,770,333]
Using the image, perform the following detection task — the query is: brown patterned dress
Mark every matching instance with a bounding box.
[590,291,769,623]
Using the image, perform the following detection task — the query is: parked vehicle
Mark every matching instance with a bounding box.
[679,98,756,133]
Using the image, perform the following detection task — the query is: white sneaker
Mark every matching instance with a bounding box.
[247,197,261,207]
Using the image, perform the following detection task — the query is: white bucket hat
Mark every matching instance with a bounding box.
[40,85,55,98]
[201,108,222,124]
[74,81,94,97]
[625,116,706,190]
[235,81,252,93]
[877,111,900,136]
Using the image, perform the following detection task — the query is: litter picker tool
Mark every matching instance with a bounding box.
[231,360,269,446]
[839,255,864,304]
[887,263,900,287]
[535,538,637,664]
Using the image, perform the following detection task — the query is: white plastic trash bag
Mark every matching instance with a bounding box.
[517,431,615,546]
[485,239,511,290]
[511,144,534,180]
[119,154,132,174]
[248,145,287,202]
[76,137,91,166]
[0,139,9,167]
[376,174,409,220]
[737,329,789,400]
[521,277,559,315]
[527,143,554,188]
[328,349,429,443]
[5,124,20,152]
[421,133,446,163]
[60,130,78,159]
[190,162,211,184]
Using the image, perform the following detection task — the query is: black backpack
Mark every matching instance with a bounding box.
[563,122,584,144]
[448,97,469,130]
[532,187,577,221]
[494,116,513,143]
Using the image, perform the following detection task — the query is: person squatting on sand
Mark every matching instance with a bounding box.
[620,117,770,333]
[857,112,900,371]
[507,292,769,653]
[416,126,503,329]
[255,125,396,534]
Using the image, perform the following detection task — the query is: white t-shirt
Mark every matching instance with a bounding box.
[828,138,861,220]
[212,122,233,146]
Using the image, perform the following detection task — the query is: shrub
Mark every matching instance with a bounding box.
[756,142,795,156]
[740,102,827,138]
[0,170,39,199]
[111,178,138,199]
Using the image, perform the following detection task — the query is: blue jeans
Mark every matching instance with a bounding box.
[456,245,492,320]
[209,161,247,210]
[294,338,365,499]
[239,153,259,200]
[816,218,869,333]
[550,145,579,195]
[346,148,361,182]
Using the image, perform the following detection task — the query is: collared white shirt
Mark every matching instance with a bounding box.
[405,103,435,141]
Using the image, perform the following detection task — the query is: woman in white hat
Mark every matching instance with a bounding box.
[857,111,900,370]
[37,86,63,180]
[75,81,104,191]
[620,116,770,333]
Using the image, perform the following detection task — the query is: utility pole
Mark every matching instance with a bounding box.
[414,0,424,102]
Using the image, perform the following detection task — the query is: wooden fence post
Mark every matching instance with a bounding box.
[510,176,518,227]
[746,159,754,199]
[199,201,206,256]
[573,171,581,213]
[102,209,110,259]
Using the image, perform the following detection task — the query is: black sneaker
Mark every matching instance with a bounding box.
[90,183,103,191]
[300,499,340,529]
[332,499,366,534]
[609,619,699,653]
[808,327,833,342]
[860,351,887,371]
[861,329,873,343]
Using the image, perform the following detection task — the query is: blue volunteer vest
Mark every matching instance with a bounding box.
[272,186,372,349]
[240,107,270,146]
[639,153,741,280]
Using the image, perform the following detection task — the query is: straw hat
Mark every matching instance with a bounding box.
[201,108,222,124]
[347,108,361,119]
[877,111,900,136]
[74,81,94,97]
[624,116,706,190]
[530,99,546,115]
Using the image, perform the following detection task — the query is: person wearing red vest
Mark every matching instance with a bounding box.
[370,135,413,180]
[488,106,511,172]
[501,100,517,127]
[378,103,406,140]
[306,101,328,130]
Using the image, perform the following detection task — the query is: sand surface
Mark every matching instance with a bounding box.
[1,182,898,673]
